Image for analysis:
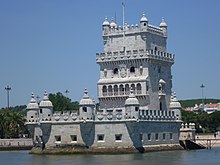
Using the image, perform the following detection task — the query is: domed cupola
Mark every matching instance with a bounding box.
[110,17,117,28]
[79,89,95,120]
[26,93,39,122]
[160,18,167,28]
[27,93,39,110]
[79,88,94,106]
[125,90,140,106]
[102,17,110,26]
[39,90,53,108]
[170,92,181,110]
[170,92,182,121]
[140,13,148,23]
[125,90,140,119]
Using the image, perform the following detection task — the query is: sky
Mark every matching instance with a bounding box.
[0,0,220,108]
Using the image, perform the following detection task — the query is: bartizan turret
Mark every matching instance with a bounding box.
[125,89,140,119]
[26,93,39,122]
[170,92,182,121]
[160,18,167,36]
[79,88,95,120]
[39,90,53,121]
[140,14,148,31]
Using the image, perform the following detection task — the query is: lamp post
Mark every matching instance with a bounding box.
[200,84,205,110]
[5,85,11,108]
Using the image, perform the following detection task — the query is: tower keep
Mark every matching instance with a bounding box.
[97,15,174,111]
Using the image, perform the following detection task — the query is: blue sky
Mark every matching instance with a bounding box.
[0,0,220,108]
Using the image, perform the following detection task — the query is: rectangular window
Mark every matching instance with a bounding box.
[163,133,166,140]
[40,109,42,113]
[70,135,77,142]
[170,133,173,140]
[97,134,105,142]
[155,133,159,140]
[55,135,61,143]
[147,133,151,141]
[140,133,143,141]
[115,134,122,142]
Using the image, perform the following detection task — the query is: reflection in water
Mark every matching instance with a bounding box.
[0,148,220,165]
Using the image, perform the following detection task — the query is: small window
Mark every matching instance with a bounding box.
[144,23,146,26]
[147,133,151,141]
[113,68,118,74]
[115,134,122,142]
[71,135,77,142]
[163,133,166,140]
[48,114,50,117]
[170,133,173,140]
[31,116,33,118]
[55,135,61,143]
[83,107,87,112]
[130,66,135,73]
[40,109,42,113]
[140,133,143,141]
[135,107,139,112]
[97,134,105,142]
[155,133,159,140]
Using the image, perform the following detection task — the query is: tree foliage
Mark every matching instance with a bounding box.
[0,109,27,138]
[179,98,220,108]
[48,92,79,111]
[181,110,220,133]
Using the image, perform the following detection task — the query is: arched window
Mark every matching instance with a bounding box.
[114,85,118,95]
[131,84,135,94]
[113,68,118,74]
[130,66,135,73]
[125,84,130,95]
[83,107,87,112]
[108,85,113,96]
[119,84,124,95]
[103,86,107,96]
[137,83,142,94]
[155,46,158,51]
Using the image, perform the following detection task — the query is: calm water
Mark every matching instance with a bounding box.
[0,148,220,165]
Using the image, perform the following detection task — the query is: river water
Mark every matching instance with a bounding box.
[1,148,220,165]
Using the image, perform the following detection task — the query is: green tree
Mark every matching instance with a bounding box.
[48,92,79,111]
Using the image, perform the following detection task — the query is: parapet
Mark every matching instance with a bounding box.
[96,49,174,63]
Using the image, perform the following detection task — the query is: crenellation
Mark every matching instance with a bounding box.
[96,49,174,63]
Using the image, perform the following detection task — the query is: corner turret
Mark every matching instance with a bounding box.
[140,14,148,31]
[170,92,182,121]
[26,93,39,122]
[39,90,53,121]
[125,90,140,119]
[102,17,110,35]
[160,18,167,36]
[79,89,95,120]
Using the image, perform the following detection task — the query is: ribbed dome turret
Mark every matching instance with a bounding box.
[39,90,53,108]
[160,18,167,27]
[102,17,110,26]
[170,92,181,109]
[110,17,117,28]
[27,93,39,110]
[79,89,94,106]
[140,14,148,23]
[125,90,140,106]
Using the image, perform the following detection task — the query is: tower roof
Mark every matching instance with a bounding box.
[110,17,117,28]
[27,93,39,110]
[39,90,53,108]
[140,14,148,22]
[102,17,110,26]
[125,90,140,106]
[79,88,95,106]
[160,18,167,27]
[170,92,181,109]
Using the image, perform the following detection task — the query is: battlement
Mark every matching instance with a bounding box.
[96,49,174,63]
[104,23,164,37]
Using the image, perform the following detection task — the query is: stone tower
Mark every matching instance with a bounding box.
[96,14,174,111]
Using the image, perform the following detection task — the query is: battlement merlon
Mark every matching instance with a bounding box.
[103,24,166,37]
[96,49,174,64]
